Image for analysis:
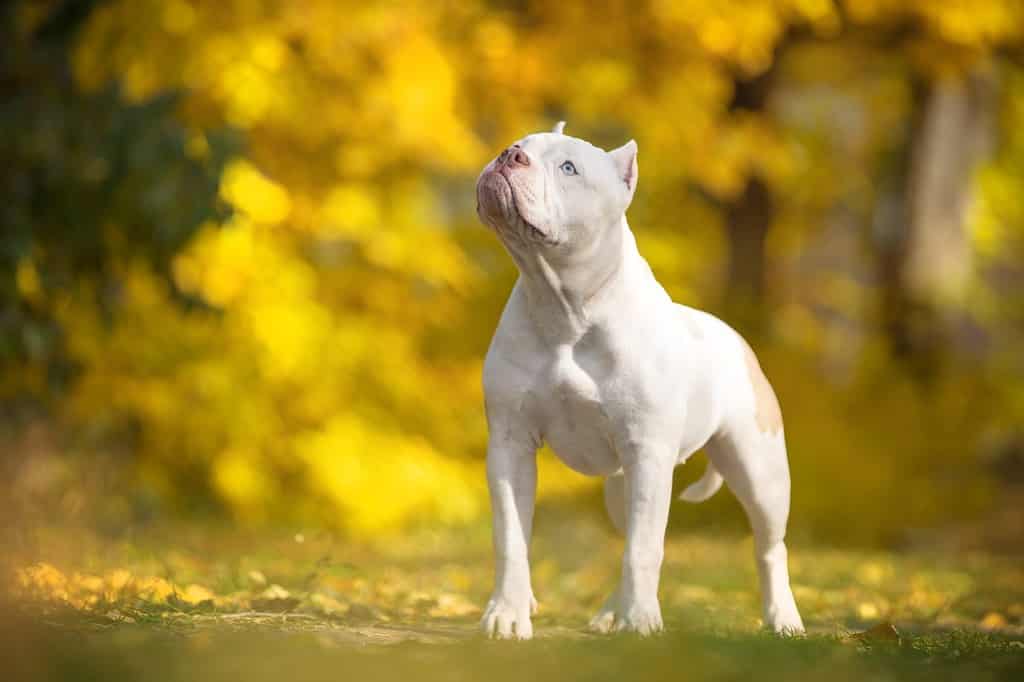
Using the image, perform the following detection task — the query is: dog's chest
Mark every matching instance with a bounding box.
[533,344,622,476]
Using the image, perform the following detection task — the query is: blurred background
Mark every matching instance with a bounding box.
[3,0,1024,550]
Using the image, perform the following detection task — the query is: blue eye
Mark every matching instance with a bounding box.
[559,160,577,175]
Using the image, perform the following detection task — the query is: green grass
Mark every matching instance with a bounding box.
[3,512,1023,681]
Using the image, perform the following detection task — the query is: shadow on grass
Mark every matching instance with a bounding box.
[4,600,1024,682]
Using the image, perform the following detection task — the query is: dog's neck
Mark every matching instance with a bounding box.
[508,216,655,344]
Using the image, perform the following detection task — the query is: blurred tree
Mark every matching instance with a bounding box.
[0,0,236,400]
[876,69,996,375]
[720,1,1024,347]
[3,0,1021,543]
[840,0,1023,370]
[721,43,788,337]
[52,0,841,529]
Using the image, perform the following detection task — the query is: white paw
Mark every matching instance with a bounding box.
[764,602,805,636]
[588,592,663,636]
[588,600,617,634]
[481,593,537,640]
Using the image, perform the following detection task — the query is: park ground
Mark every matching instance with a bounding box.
[3,511,1024,682]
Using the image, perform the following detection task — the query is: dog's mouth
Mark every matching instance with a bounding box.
[476,171,557,246]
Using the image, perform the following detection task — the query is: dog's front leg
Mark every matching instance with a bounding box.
[481,433,538,639]
[591,444,673,635]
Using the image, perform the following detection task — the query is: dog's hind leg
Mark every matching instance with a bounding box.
[704,423,804,634]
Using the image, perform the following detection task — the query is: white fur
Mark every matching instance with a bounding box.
[475,123,804,639]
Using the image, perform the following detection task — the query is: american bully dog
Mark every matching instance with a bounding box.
[475,122,804,639]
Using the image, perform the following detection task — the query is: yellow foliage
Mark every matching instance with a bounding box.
[15,258,42,302]
[37,0,1024,539]
[847,0,1024,48]
[319,184,381,239]
[220,161,292,225]
[298,416,482,533]
[213,450,277,520]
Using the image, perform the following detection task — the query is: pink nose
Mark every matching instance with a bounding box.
[501,145,530,168]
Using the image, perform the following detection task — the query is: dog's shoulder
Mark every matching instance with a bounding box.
[483,283,547,398]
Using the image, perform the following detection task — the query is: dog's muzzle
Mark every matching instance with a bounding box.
[476,170,515,228]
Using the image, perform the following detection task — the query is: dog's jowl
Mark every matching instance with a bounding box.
[475,122,805,639]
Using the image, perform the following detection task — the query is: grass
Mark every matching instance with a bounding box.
[3,510,1023,681]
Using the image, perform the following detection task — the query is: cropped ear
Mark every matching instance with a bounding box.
[551,120,566,134]
[608,139,638,202]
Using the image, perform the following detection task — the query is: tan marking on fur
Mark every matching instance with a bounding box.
[740,337,783,435]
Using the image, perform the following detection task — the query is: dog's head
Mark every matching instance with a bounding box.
[476,122,638,251]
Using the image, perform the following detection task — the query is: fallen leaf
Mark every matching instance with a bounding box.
[979,612,1008,630]
[853,622,901,646]
[261,584,290,600]
[72,573,104,594]
[251,584,299,612]
[428,593,479,618]
[310,592,349,616]
[107,569,133,591]
[135,576,175,603]
[179,584,216,604]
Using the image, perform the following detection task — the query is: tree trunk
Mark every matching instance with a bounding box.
[724,176,773,335]
[904,70,995,302]
[877,68,995,373]
[722,69,777,336]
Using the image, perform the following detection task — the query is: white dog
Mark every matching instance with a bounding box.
[474,122,805,639]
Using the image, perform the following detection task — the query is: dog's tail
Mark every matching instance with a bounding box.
[678,463,724,503]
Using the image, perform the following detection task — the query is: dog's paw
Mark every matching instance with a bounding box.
[764,604,805,636]
[588,592,663,636]
[587,602,617,634]
[481,593,536,640]
[612,602,664,636]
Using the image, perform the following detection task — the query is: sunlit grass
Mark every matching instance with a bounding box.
[4,512,1023,681]
[7,518,1023,635]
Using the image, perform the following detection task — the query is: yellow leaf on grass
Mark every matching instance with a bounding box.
[429,593,479,618]
[136,577,175,603]
[179,584,216,604]
[979,612,1008,630]
[854,622,902,645]
[261,584,291,600]
[72,573,104,593]
[18,563,71,601]
[311,593,349,616]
